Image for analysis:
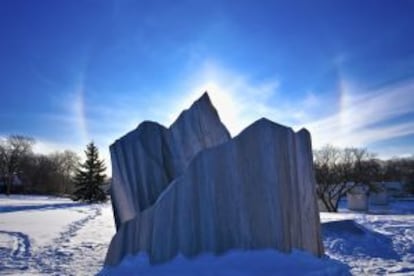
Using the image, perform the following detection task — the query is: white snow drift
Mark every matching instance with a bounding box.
[1,195,413,275]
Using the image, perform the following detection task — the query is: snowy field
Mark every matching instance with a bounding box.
[1,195,413,275]
[321,200,414,275]
[0,195,115,275]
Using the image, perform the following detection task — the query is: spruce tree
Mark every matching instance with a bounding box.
[73,142,107,203]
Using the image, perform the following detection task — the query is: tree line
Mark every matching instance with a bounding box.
[2,135,413,207]
[0,135,108,203]
[314,145,414,212]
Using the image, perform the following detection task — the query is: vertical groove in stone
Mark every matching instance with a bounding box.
[110,94,231,229]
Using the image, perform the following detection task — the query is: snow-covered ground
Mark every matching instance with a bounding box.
[100,249,349,276]
[1,195,413,275]
[0,195,115,275]
[321,200,414,275]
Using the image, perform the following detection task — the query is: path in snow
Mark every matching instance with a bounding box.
[32,205,102,275]
[0,196,114,275]
[0,230,31,271]
[0,202,87,213]
[2,196,414,275]
[56,203,115,275]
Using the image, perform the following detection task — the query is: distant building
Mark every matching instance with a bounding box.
[369,181,405,203]
[384,181,404,197]
[346,181,405,212]
[370,182,388,205]
[347,184,369,211]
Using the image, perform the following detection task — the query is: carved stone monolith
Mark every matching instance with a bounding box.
[106,92,324,266]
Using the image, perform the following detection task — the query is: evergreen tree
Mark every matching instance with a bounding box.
[73,142,107,203]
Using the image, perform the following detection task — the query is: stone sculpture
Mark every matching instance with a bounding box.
[110,93,231,229]
[105,92,324,266]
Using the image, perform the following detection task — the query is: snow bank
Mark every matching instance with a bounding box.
[100,249,349,276]
[1,195,413,275]
[0,194,75,207]
[320,209,414,275]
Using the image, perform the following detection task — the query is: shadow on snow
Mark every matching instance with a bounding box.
[0,203,87,213]
[322,219,400,260]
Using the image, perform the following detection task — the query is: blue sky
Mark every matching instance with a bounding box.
[1,0,414,166]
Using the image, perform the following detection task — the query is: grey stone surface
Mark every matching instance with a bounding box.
[110,93,230,229]
[106,93,324,266]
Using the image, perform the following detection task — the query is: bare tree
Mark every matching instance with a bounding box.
[314,145,343,212]
[0,135,82,196]
[21,150,81,195]
[28,154,60,194]
[49,150,80,194]
[0,135,35,195]
[314,145,379,212]
[383,157,414,194]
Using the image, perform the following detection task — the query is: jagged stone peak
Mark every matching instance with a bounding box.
[111,92,225,147]
[110,120,167,147]
[169,91,223,128]
[296,127,311,136]
[233,117,292,138]
[178,92,210,115]
[137,120,167,129]
[255,117,278,126]
[254,117,294,130]
[109,93,232,225]
[236,117,311,138]
[194,91,212,106]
